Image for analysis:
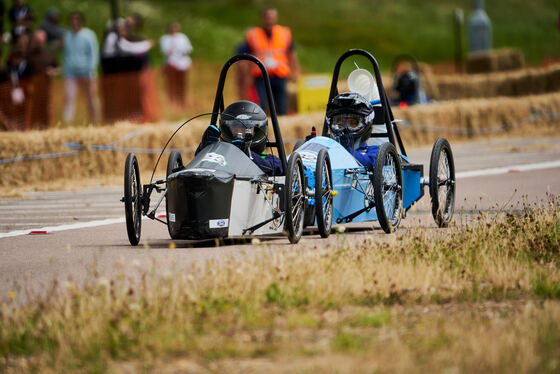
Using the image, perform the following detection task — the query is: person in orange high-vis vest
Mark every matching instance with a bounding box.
[239,7,300,115]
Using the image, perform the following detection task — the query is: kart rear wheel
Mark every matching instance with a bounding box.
[166,151,183,238]
[429,138,455,227]
[285,153,306,244]
[373,143,403,233]
[315,149,333,238]
[124,153,142,245]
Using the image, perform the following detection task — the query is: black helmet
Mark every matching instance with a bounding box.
[219,100,268,154]
[395,71,420,104]
[326,92,374,150]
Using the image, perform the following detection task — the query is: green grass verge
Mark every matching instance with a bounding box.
[26,0,560,73]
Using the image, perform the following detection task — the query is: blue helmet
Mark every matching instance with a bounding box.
[326,92,374,150]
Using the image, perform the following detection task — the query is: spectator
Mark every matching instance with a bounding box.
[27,29,58,128]
[239,7,300,115]
[62,11,99,124]
[122,13,160,123]
[28,30,58,74]
[101,17,152,73]
[8,0,33,39]
[3,45,32,129]
[39,8,64,52]
[7,45,32,102]
[100,17,155,124]
[160,21,192,111]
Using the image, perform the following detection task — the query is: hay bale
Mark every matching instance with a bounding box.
[467,49,525,74]
[466,51,498,74]
[418,62,440,100]
[496,48,525,71]
[434,63,560,100]
[2,93,560,194]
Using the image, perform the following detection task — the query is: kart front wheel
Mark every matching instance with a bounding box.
[315,149,333,238]
[429,138,456,227]
[166,150,183,238]
[284,153,306,244]
[124,153,142,245]
[373,143,403,233]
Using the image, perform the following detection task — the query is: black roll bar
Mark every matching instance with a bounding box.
[321,49,407,157]
[209,54,288,173]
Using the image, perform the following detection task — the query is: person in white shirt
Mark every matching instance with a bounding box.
[160,22,192,110]
[101,18,152,73]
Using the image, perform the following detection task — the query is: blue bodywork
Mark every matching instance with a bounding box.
[295,136,423,224]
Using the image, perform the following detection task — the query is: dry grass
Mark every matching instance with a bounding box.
[1,196,559,373]
[1,92,559,197]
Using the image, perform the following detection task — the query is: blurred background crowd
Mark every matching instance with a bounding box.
[0,0,194,130]
[0,0,558,131]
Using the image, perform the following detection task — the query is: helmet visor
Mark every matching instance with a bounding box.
[222,120,255,140]
[331,114,365,133]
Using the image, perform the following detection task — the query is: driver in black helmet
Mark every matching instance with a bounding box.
[196,100,284,175]
[326,92,378,169]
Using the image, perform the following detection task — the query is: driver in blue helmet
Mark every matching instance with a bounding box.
[196,100,284,176]
[326,92,378,169]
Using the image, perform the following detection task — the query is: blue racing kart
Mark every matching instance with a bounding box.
[293,49,456,237]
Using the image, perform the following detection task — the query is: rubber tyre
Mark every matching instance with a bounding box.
[293,139,305,152]
[124,153,142,245]
[429,138,456,227]
[166,150,183,238]
[373,143,403,233]
[315,149,333,238]
[284,153,306,244]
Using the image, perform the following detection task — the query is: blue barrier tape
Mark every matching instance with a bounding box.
[0,150,82,165]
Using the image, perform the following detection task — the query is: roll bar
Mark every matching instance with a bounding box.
[209,54,288,173]
[321,49,407,157]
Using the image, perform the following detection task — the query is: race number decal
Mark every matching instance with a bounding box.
[202,152,227,167]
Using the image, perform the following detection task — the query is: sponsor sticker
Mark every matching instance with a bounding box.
[299,151,318,164]
[300,142,329,152]
[209,219,229,229]
[187,168,216,173]
[202,152,227,167]
[169,213,176,222]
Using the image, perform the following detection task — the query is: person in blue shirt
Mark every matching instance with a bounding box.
[325,92,378,169]
[62,11,99,123]
[196,100,283,176]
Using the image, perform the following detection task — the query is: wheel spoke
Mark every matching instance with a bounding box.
[436,150,451,215]
[381,153,399,220]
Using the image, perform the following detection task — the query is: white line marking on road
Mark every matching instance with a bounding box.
[456,160,560,179]
[0,203,120,209]
[1,161,558,240]
[0,217,125,239]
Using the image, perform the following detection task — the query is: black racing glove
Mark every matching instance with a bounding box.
[207,125,221,144]
[196,125,221,155]
[201,125,221,147]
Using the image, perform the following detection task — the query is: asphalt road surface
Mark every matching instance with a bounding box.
[1,137,559,300]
